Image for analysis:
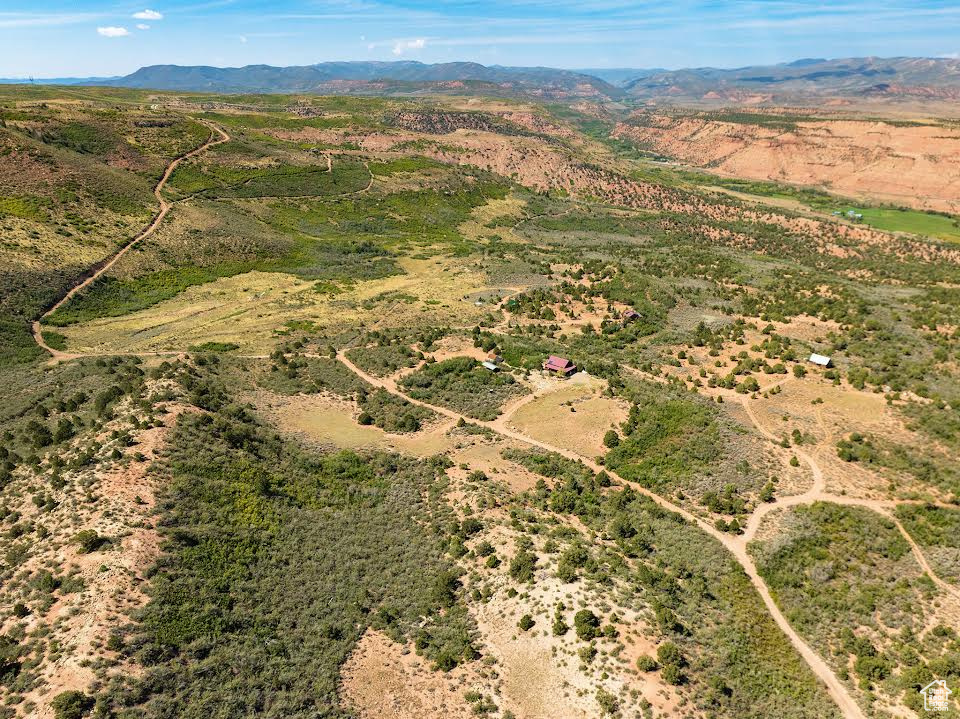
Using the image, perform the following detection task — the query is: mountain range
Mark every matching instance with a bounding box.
[5,57,960,102]
[614,56,960,100]
[88,61,617,98]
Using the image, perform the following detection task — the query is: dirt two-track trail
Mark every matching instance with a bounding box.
[334,352,868,719]
[31,121,231,360]
[738,385,960,605]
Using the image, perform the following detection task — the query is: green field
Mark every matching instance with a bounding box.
[714,178,960,244]
[841,206,960,243]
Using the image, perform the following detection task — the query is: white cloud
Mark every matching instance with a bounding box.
[392,37,426,56]
[136,23,150,30]
[97,26,129,37]
[133,9,163,21]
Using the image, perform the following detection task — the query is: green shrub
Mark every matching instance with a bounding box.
[104,405,477,715]
[359,389,433,433]
[574,609,600,641]
[188,342,240,353]
[604,388,722,493]
[636,654,658,672]
[661,662,685,686]
[475,540,494,557]
[596,687,618,715]
[509,547,537,583]
[50,691,95,719]
[400,357,525,420]
[552,612,569,636]
[73,530,106,554]
[347,343,419,377]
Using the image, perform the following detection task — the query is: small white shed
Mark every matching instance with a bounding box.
[808,353,832,367]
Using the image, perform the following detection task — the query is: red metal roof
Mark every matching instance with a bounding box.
[544,355,574,371]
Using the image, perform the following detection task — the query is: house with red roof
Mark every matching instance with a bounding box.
[543,355,576,377]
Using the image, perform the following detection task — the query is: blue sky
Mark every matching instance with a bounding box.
[2,1,960,78]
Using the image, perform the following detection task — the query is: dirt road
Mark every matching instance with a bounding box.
[336,352,867,719]
[737,383,960,593]
[31,121,231,361]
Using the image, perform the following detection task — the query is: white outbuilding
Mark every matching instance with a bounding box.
[808,353,832,367]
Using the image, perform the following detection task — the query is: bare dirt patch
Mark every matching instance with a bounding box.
[459,519,682,719]
[256,391,458,457]
[507,375,629,459]
[745,378,931,500]
[427,335,491,365]
[449,440,546,494]
[339,630,483,719]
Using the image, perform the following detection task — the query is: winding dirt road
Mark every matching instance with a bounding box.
[335,351,867,719]
[737,384,960,603]
[31,121,231,361]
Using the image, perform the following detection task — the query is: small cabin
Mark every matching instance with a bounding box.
[481,360,500,372]
[543,355,576,377]
[486,350,503,364]
[622,309,641,324]
[808,353,832,368]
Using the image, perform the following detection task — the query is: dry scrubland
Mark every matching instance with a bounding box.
[0,87,958,719]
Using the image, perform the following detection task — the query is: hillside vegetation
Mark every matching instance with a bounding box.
[0,87,957,719]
